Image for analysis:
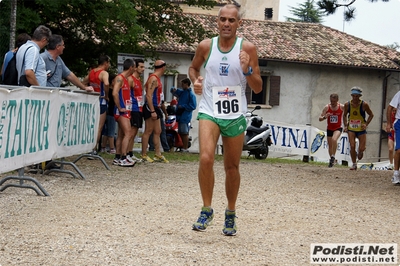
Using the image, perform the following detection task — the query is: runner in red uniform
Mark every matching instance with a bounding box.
[112,59,135,167]
[319,93,344,167]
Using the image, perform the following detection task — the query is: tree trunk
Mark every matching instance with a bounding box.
[9,0,17,50]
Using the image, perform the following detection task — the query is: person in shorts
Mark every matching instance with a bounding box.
[319,93,344,167]
[343,87,374,170]
[189,4,262,236]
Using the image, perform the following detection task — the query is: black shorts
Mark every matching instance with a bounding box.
[327,128,343,137]
[143,103,161,120]
[130,111,143,128]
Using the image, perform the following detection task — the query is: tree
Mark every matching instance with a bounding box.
[0,0,215,76]
[386,42,400,51]
[286,0,325,23]
[317,0,389,21]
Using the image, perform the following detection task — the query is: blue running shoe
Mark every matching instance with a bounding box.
[192,207,214,231]
[222,210,237,236]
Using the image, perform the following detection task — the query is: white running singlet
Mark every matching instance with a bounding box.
[198,36,248,119]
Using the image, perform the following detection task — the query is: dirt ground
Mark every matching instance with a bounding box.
[0,156,399,266]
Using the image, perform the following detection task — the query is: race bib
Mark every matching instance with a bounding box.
[136,96,143,107]
[329,115,338,123]
[212,86,242,118]
[125,100,132,111]
[349,119,361,129]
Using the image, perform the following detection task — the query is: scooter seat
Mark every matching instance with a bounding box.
[247,125,269,134]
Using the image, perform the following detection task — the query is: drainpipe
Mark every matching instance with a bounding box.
[379,72,391,162]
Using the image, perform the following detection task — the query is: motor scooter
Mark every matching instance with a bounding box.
[165,105,192,151]
[243,106,273,159]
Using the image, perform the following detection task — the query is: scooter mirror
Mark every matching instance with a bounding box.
[255,106,261,110]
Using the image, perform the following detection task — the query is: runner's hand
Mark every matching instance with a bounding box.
[194,76,203,95]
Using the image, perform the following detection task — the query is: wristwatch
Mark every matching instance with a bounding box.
[243,66,253,76]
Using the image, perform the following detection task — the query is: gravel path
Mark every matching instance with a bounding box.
[0,157,398,265]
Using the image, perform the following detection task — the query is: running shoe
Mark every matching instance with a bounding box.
[130,154,141,162]
[141,154,154,163]
[112,158,120,166]
[328,156,334,168]
[350,164,357,170]
[391,173,400,184]
[222,209,237,236]
[153,154,169,163]
[109,148,116,154]
[192,207,214,231]
[126,155,135,163]
[387,164,394,170]
[119,158,135,167]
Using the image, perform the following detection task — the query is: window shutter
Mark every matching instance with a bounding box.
[269,76,280,106]
[177,74,187,86]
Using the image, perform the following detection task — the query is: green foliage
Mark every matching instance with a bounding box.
[286,0,325,23]
[0,0,214,77]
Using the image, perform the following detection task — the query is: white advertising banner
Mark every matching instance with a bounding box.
[266,120,352,163]
[0,86,100,174]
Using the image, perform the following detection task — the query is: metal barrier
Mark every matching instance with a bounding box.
[0,85,108,196]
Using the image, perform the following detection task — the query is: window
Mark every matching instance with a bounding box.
[161,75,175,102]
[245,75,280,106]
[161,74,188,103]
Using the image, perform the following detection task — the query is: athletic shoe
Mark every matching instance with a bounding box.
[222,210,237,236]
[112,158,121,166]
[126,155,135,163]
[153,154,169,163]
[141,154,154,163]
[391,173,400,184]
[328,156,334,168]
[350,164,357,170]
[387,164,394,170]
[109,148,116,154]
[130,154,141,162]
[119,158,135,167]
[192,207,214,231]
[100,148,106,153]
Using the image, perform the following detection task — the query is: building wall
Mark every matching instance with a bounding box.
[178,0,280,21]
[145,53,399,162]
[236,0,279,21]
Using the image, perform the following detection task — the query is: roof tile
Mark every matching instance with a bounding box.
[156,13,400,70]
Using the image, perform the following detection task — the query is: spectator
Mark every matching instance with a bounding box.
[1,33,31,83]
[148,100,170,152]
[101,73,117,154]
[41,34,93,91]
[171,78,197,152]
[16,25,52,87]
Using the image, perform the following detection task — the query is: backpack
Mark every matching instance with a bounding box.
[2,52,18,85]
[2,46,33,86]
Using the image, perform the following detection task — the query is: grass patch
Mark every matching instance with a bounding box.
[99,150,335,166]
